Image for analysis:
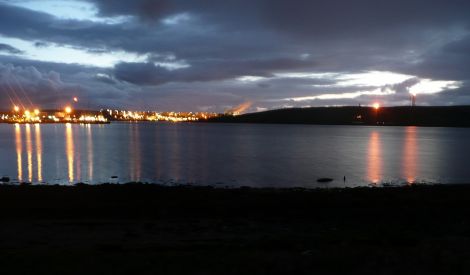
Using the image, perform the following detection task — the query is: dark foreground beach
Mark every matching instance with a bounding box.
[0,184,469,274]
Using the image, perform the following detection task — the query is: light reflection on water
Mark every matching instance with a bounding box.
[65,123,74,183]
[129,123,141,182]
[403,127,418,183]
[35,124,42,182]
[87,125,93,182]
[367,131,382,184]
[3,123,470,187]
[14,124,22,181]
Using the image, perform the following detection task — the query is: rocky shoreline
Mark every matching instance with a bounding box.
[0,184,469,274]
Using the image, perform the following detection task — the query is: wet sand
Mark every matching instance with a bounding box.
[0,184,469,274]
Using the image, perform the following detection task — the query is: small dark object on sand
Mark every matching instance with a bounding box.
[0,177,10,182]
[317,178,333,183]
[111,176,118,179]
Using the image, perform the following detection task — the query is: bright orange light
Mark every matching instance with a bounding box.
[34,109,40,115]
[373,103,380,110]
[14,106,20,112]
[24,110,31,117]
[73,97,78,102]
[65,106,72,114]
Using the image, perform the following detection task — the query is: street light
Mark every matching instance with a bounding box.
[13,105,19,112]
[65,106,72,114]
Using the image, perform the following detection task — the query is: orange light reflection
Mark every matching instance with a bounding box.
[87,125,93,182]
[129,124,141,181]
[65,123,74,183]
[367,131,382,184]
[15,124,22,181]
[403,127,418,184]
[25,124,33,182]
[35,124,42,182]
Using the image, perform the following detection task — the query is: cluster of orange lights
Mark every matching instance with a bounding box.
[12,96,77,115]
[13,105,73,114]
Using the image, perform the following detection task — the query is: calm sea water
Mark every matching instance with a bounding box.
[1,122,470,187]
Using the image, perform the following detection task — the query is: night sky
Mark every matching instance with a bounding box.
[0,0,469,112]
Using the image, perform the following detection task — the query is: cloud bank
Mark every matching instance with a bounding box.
[0,0,469,112]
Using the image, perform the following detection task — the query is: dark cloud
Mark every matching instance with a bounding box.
[0,63,79,108]
[0,0,469,111]
[0,3,144,52]
[0,58,138,109]
[93,0,173,20]
[403,35,470,80]
[34,41,49,48]
[114,57,314,85]
[0,43,23,54]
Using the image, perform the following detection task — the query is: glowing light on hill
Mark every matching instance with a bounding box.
[373,103,380,110]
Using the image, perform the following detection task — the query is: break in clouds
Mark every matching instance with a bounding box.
[0,0,469,112]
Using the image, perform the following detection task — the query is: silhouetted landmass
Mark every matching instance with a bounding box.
[0,184,469,274]
[208,106,470,127]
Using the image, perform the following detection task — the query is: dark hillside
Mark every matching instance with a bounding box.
[208,106,470,127]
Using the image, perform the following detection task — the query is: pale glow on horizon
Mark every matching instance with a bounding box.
[408,79,461,95]
[237,75,266,82]
[335,71,413,87]
[275,71,413,87]
[153,61,190,70]
[283,87,395,102]
[276,71,461,103]
[275,72,337,79]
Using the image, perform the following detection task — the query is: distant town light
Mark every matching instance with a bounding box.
[34,109,40,115]
[73,97,78,102]
[13,106,20,112]
[65,106,72,114]
[373,103,380,110]
[24,110,31,117]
